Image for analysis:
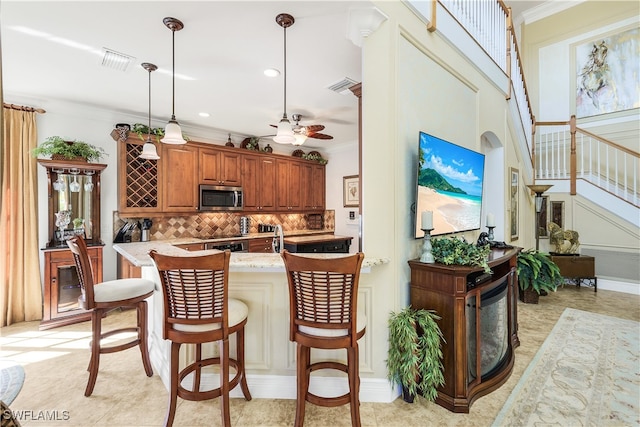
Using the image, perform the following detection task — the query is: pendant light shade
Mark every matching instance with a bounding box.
[139,62,160,160]
[273,13,296,145]
[292,133,307,146]
[161,17,186,145]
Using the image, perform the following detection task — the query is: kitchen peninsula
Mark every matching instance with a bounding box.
[113,239,388,401]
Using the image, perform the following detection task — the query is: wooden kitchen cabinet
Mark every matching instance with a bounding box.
[242,154,276,212]
[175,242,205,251]
[249,237,274,253]
[199,146,242,186]
[302,163,326,211]
[116,133,162,215]
[162,144,199,212]
[41,246,103,330]
[114,128,326,216]
[117,253,141,279]
[276,158,303,211]
[284,235,352,253]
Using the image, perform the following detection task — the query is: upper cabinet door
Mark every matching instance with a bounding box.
[162,144,199,212]
[276,158,303,211]
[199,147,242,186]
[242,154,276,212]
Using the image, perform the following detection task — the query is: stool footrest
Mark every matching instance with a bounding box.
[309,361,348,374]
[98,327,141,354]
[307,391,351,407]
[177,357,243,402]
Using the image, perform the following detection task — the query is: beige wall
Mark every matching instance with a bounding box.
[360,1,526,324]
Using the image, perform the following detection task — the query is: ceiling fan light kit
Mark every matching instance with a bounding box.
[161,17,187,145]
[273,13,298,145]
[139,62,160,160]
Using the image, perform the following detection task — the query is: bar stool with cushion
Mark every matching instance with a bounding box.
[149,249,252,427]
[66,236,154,397]
[281,250,366,427]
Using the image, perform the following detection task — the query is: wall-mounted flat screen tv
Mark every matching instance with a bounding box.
[415,131,485,238]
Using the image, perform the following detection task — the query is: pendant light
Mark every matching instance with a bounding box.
[273,13,296,144]
[161,17,186,145]
[139,63,160,160]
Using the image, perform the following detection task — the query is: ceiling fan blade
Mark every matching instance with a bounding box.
[308,132,333,140]
[304,124,325,132]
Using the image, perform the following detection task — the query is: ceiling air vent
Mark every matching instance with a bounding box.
[101,48,135,72]
[327,77,358,95]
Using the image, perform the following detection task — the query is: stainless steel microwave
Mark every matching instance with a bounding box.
[199,185,243,211]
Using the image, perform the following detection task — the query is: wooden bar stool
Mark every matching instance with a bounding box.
[150,249,251,427]
[66,236,154,397]
[281,250,366,427]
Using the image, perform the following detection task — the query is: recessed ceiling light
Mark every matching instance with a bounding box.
[198,112,210,117]
[264,68,280,77]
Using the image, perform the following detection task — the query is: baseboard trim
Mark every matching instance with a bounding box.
[596,278,640,295]
[181,373,398,403]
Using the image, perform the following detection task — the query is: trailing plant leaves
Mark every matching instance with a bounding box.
[387,306,445,401]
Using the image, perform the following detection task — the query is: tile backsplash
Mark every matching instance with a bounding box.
[113,211,335,242]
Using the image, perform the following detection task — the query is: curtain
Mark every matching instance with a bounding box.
[1,106,43,326]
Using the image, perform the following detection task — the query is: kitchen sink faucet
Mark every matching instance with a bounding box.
[272,224,284,253]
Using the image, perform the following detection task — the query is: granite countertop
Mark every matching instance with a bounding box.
[283,234,353,244]
[113,231,388,272]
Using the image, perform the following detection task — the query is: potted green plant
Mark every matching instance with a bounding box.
[131,123,165,142]
[516,249,563,304]
[431,236,491,273]
[32,136,107,162]
[387,306,445,403]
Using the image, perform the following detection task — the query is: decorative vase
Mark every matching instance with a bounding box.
[402,386,415,403]
[519,288,540,304]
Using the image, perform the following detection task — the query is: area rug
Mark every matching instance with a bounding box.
[0,360,25,405]
[492,308,640,426]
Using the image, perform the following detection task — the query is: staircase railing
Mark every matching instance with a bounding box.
[534,115,640,207]
[438,0,535,153]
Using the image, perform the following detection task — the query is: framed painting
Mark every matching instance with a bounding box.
[551,201,565,228]
[510,168,519,241]
[575,27,640,118]
[343,175,359,207]
[539,196,549,238]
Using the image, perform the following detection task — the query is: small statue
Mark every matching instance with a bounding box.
[477,232,489,247]
[548,222,580,254]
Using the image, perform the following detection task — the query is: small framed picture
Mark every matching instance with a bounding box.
[551,201,565,228]
[343,175,359,207]
[539,196,549,238]
[509,167,519,241]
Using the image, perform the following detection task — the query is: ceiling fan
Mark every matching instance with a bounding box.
[270,113,333,140]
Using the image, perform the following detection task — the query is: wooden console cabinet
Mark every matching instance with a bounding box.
[551,254,597,291]
[38,160,107,330]
[41,245,103,329]
[408,247,520,413]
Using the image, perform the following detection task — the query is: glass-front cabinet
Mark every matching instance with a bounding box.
[38,159,107,329]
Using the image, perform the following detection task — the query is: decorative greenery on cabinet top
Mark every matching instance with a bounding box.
[32,136,107,162]
[431,236,491,273]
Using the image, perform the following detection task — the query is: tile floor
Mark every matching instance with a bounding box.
[2,285,638,426]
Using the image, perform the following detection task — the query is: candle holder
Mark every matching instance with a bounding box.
[420,228,435,263]
[486,225,495,241]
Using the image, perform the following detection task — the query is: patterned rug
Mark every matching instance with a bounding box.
[0,360,24,406]
[492,308,640,426]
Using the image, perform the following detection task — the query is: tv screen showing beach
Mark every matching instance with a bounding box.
[415,132,485,238]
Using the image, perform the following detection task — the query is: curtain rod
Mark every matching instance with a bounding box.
[3,103,46,114]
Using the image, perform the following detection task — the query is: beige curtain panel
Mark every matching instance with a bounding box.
[1,106,43,326]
